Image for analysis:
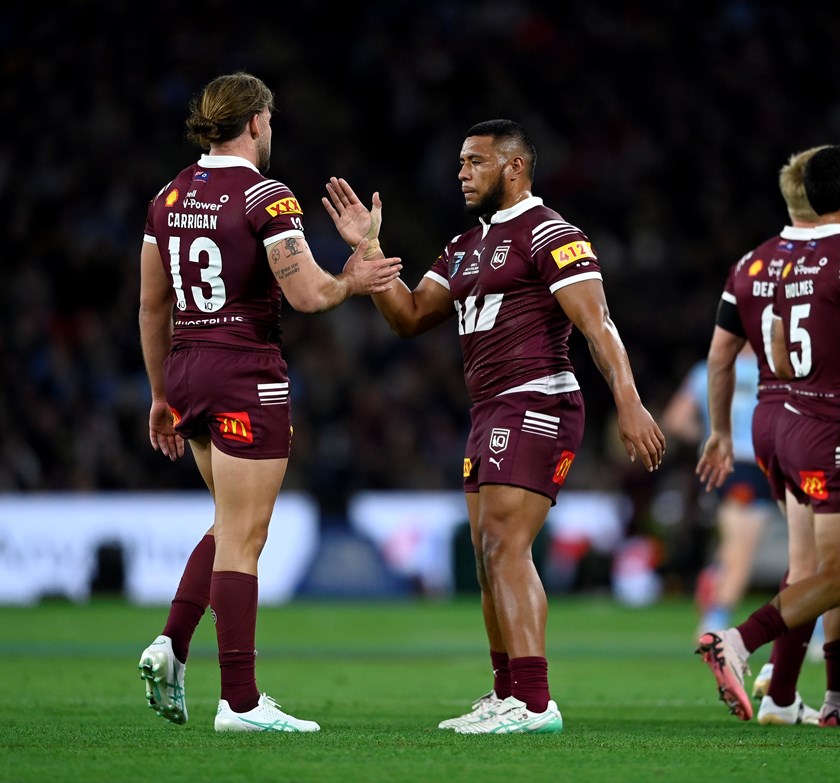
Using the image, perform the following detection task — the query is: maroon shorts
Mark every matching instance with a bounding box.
[164,343,292,459]
[463,390,585,505]
[751,399,786,502]
[775,404,840,513]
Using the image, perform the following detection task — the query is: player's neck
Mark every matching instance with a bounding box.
[208,138,258,168]
[815,210,840,227]
[501,188,534,211]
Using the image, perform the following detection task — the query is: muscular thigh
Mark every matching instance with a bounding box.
[463,390,585,505]
[165,344,292,459]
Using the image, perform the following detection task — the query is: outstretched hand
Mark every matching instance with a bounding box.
[149,399,184,461]
[322,177,381,248]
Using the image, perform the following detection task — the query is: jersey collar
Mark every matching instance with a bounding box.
[480,196,543,227]
[198,154,260,173]
[780,225,814,240]
[813,223,840,238]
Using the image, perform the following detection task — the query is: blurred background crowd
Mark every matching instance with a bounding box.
[2,1,839,592]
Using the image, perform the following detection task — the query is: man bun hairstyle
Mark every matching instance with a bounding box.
[803,145,840,217]
[465,119,537,180]
[186,72,275,150]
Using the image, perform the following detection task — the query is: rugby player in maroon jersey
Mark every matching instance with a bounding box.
[695,147,825,725]
[697,144,840,727]
[324,119,665,733]
[137,72,400,732]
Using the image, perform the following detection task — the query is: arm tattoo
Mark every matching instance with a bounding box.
[275,262,300,280]
[269,241,302,281]
[282,237,304,256]
[269,239,304,267]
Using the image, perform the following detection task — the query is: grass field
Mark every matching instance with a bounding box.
[0,594,837,783]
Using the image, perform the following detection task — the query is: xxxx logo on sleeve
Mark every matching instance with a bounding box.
[265,197,303,217]
[214,411,254,443]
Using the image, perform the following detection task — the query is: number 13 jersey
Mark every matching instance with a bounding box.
[143,154,305,350]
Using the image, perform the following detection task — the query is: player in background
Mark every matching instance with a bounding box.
[137,72,400,733]
[693,146,825,726]
[697,144,840,727]
[663,348,781,640]
[323,119,665,734]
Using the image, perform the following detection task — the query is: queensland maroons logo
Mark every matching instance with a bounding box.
[490,246,510,269]
[489,428,510,454]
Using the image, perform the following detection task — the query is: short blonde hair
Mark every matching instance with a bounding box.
[779,145,829,222]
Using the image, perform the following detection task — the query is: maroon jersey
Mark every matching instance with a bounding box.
[775,225,840,419]
[717,226,813,402]
[143,154,306,349]
[427,197,602,403]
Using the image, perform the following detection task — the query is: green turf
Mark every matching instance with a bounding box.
[0,595,836,783]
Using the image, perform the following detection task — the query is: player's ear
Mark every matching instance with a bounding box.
[507,155,525,180]
[249,113,261,140]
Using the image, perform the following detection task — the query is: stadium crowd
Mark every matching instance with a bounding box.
[2,2,839,584]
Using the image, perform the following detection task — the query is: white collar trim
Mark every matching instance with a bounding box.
[480,196,543,226]
[198,154,259,173]
[780,225,814,240]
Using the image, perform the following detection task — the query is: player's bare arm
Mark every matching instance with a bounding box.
[695,326,744,491]
[371,275,454,338]
[138,241,185,461]
[266,236,400,313]
[556,278,665,471]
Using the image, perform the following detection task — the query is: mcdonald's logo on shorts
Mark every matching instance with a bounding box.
[215,411,254,444]
[463,458,473,478]
[552,450,576,485]
[799,470,828,500]
[169,406,182,426]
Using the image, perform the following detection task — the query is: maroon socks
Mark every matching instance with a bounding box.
[824,640,840,693]
[210,570,259,713]
[162,534,215,662]
[767,618,816,707]
[490,650,511,699]
[510,656,549,713]
[736,604,789,654]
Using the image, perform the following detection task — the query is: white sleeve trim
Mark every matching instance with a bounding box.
[549,270,603,293]
[263,229,305,248]
[424,270,450,290]
[143,234,157,245]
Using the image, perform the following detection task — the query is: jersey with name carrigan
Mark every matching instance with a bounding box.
[143,154,305,350]
[426,197,602,404]
[774,225,840,419]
